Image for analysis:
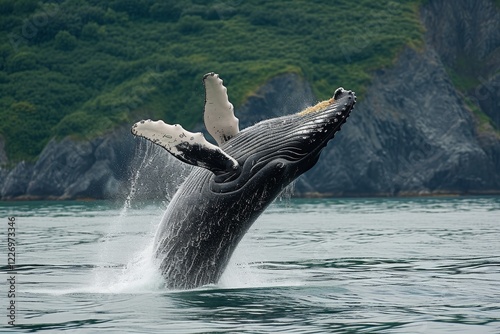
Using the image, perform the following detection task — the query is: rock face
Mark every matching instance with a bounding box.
[1,129,133,200]
[478,75,500,129]
[421,0,500,66]
[1,127,192,200]
[296,0,500,196]
[1,161,33,198]
[297,47,500,196]
[421,0,500,130]
[237,73,315,128]
[1,0,499,200]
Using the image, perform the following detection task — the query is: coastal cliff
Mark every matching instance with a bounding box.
[299,0,500,196]
[298,47,500,196]
[1,0,499,199]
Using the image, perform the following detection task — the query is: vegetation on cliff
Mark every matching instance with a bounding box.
[0,0,424,162]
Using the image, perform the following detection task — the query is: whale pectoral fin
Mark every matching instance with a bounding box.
[203,72,240,146]
[131,119,239,175]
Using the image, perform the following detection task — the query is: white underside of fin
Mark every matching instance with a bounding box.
[131,119,238,174]
[203,73,240,146]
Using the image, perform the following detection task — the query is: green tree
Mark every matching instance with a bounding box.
[178,15,204,34]
[5,52,38,73]
[13,0,38,14]
[54,31,77,51]
[81,22,100,40]
[149,2,182,22]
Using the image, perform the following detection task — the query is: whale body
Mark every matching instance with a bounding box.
[132,73,356,289]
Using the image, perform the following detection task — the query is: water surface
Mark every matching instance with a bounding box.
[0,196,499,333]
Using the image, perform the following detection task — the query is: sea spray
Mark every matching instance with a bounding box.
[277,180,296,205]
[91,141,156,290]
[93,243,165,294]
[124,141,158,212]
[93,136,294,291]
[91,140,191,292]
[96,141,157,261]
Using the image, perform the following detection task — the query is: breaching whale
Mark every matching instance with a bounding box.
[132,72,356,289]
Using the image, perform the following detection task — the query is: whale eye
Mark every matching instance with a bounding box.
[276,162,284,169]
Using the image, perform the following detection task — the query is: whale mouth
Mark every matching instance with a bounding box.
[323,87,356,140]
[296,87,356,155]
[240,87,356,168]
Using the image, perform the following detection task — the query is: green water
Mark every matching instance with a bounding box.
[0,197,499,333]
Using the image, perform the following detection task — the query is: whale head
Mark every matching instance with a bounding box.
[211,87,356,194]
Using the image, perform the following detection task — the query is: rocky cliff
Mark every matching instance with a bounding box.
[297,0,500,196]
[421,0,500,129]
[297,47,500,196]
[1,0,499,200]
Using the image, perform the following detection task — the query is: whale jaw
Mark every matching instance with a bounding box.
[234,87,357,178]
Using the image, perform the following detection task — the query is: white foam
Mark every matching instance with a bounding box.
[88,242,165,294]
[82,145,168,294]
[218,240,304,290]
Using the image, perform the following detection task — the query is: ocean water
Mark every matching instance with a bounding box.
[0,196,499,333]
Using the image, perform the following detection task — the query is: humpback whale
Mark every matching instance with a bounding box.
[132,72,356,289]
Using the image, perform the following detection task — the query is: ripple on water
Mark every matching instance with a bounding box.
[1,197,499,333]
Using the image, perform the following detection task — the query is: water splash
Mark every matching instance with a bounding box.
[87,138,297,293]
[219,253,304,290]
[123,140,157,211]
[95,141,157,268]
[89,242,165,294]
[88,139,192,294]
[276,181,296,205]
[124,140,192,206]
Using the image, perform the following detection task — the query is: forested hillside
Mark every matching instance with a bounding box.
[0,0,424,162]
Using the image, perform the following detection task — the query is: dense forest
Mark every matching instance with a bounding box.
[1,0,428,162]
